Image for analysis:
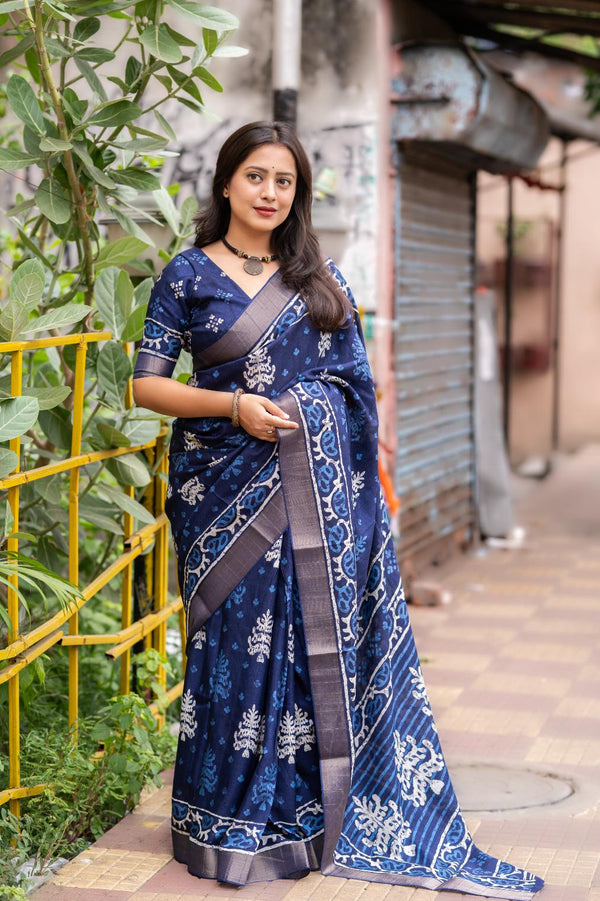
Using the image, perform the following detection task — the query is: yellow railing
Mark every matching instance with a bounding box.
[0,332,185,818]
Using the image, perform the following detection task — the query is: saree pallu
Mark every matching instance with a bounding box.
[136,253,543,899]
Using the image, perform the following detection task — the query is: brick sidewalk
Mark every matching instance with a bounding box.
[32,447,600,901]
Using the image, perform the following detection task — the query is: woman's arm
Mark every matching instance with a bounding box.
[132,376,298,442]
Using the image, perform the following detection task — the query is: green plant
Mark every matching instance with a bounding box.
[0,0,243,731]
[0,0,245,571]
[0,0,241,870]
[133,645,175,711]
[0,661,178,886]
[0,549,82,634]
[0,887,28,900]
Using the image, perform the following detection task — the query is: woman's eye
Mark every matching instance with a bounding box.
[278,178,292,187]
[248,173,261,182]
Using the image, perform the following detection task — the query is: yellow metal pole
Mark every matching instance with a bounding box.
[120,376,134,695]
[153,435,168,726]
[143,448,156,653]
[67,340,87,734]
[178,606,187,677]
[7,350,23,818]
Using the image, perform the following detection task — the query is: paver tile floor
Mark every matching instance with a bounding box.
[31,446,600,900]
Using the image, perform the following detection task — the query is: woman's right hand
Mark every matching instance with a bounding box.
[237,393,299,443]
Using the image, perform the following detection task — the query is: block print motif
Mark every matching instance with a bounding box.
[233,705,266,758]
[394,733,445,807]
[318,331,332,358]
[277,704,316,763]
[244,346,276,392]
[205,313,224,333]
[179,689,197,741]
[192,626,206,650]
[264,535,282,566]
[181,475,205,505]
[248,610,273,663]
[409,665,433,720]
[352,794,416,861]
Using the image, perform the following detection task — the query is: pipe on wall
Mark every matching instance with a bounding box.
[272,0,302,125]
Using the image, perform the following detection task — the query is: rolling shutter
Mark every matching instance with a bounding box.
[393,150,476,568]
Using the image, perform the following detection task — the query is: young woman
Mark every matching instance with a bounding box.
[133,121,544,898]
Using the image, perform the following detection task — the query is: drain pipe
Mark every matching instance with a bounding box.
[272,0,302,125]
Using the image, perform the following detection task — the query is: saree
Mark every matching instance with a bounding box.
[133,248,544,898]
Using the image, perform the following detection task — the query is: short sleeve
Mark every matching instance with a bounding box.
[133,254,194,379]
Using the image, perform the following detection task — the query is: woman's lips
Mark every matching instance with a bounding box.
[254,207,277,217]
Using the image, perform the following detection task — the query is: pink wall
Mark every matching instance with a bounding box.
[477,137,600,460]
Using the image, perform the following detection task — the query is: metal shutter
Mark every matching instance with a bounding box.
[393,150,476,569]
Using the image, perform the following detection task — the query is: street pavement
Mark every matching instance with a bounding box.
[31,445,600,901]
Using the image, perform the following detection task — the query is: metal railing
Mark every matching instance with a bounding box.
[0,332,184,819]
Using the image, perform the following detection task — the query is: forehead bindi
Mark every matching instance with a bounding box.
[242,145,296,176]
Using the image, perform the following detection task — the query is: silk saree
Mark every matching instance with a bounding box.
[133,247,544,898]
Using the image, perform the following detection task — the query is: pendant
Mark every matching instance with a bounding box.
[243,257,264,276]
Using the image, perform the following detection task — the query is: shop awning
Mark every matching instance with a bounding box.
[419,1,600,73]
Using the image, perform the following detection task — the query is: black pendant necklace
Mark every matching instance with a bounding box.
[221,236,277,276]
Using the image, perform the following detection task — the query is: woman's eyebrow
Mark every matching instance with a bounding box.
[243,165,296,177]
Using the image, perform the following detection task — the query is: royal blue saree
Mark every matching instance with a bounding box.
[133,247,544,898]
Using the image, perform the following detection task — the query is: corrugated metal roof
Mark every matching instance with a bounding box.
[420,1,600,72]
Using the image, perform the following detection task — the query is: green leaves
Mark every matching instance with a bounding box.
[0,448,19,478]
[165,1,238,29]
[0,2,28,13]
[0,396,39,441]
[95,237,151,271]
[122,411,160,446]
[112,168,162,191]
[35,178,72,224]
[98,483,155,525]
[24,385,72,411]
[87,99,143,128]
[0,147,42,169]
[107,453,151,487]
[0,300,29,341]
[73,16,101,42]
[38,405,72,449]
[140,24,183,64]
[122,305,147,343]
[39,136,73,152]
[7,75,46,135]
[96,341,132,409]
[94,266,143,340]
[24,304,88,334]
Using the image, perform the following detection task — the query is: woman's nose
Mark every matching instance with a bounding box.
[261,179,276,200]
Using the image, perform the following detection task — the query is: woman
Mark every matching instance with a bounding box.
[133,121,544,898]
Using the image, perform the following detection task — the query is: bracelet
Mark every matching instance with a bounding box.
[231,388,245,427]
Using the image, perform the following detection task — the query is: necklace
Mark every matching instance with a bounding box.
[221,236,277,276]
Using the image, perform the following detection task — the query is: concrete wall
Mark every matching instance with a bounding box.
[158,0,383,316]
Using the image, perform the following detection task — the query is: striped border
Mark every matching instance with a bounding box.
[193,270,292,368]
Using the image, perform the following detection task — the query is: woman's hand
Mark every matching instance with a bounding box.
[237,394,299,442]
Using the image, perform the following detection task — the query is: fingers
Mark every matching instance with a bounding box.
[268,415,298,430]
[264,400,291,420]
[237,394,299,441]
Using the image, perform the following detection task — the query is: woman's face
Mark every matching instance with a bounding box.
[225,143,297,241]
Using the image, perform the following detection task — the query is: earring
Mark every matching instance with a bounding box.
[223,188,229,198]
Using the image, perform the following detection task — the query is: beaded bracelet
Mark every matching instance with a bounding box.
[231,388,245,427]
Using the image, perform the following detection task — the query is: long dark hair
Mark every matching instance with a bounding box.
[194,121,352,332]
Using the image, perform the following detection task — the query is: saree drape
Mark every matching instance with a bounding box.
[133,248,544,899]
